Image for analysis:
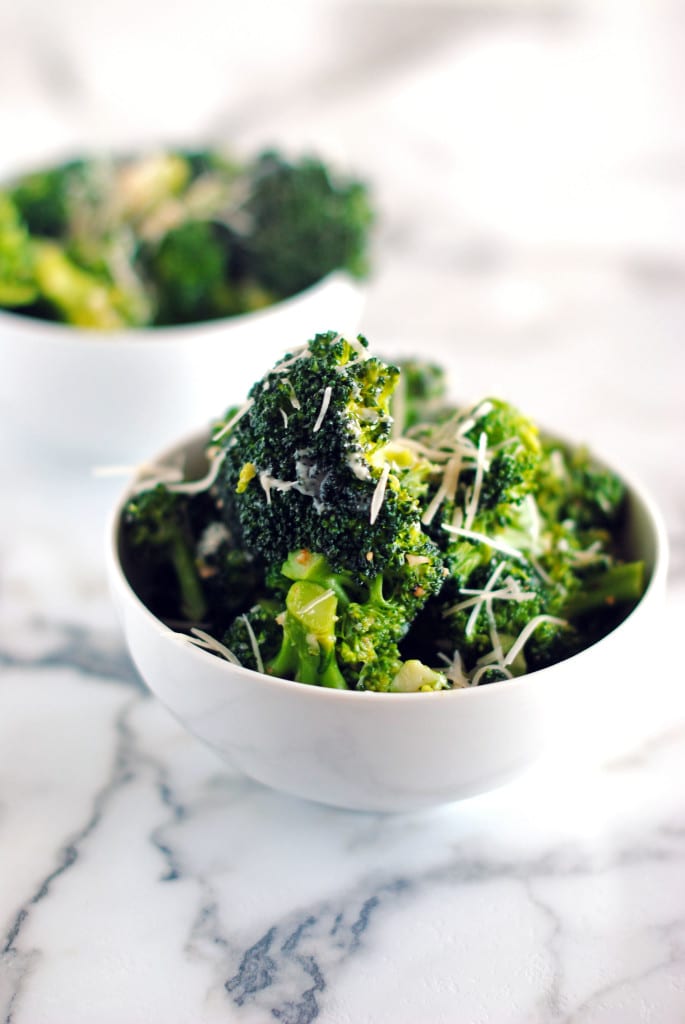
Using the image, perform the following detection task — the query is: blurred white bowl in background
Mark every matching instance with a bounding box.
[0,270,365,468]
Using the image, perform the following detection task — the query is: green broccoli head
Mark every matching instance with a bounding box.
[144,220,234,325]
[8,159,91,237]
[275,546,447,691]
[31,241,146,329]
[215,331,415,577]
[407,411,644,682]
[0,193,37,306]
[221,599,285,673]
[121,485,207,623]
[242,151,373,297]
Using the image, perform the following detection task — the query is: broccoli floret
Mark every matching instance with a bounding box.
[242,151,373,297]
[274,547,446,691]
[216,332,408,574]
[221,599,284,672]
[409,403,644,680]
[214,332,447,690]
[0,193,37,306]
[30,241,146,329]
[144,221,235,325]
[122,485,207,623]
[8,159,90,237]
[197,533,268,626]
[390,359,449,433]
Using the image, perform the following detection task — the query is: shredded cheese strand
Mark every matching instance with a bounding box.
[298,588,336,617]
[240,614,264,674]
[465,561,506,637]
[442,524,526,562]
[312,385,333,433]
[470,664,513,686]
[503,615,569,667]
[166,449,227,495]
[370,464,391,525]
[443,585,536,616]
[213,398,254,441]
[184,628,242,665]
[437,649,470,688]
[463,431,488,530]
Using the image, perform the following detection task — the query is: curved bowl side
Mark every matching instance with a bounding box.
[0,272,366,466]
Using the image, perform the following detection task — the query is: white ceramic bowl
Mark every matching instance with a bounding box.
[0,271,365,468]
[107,430,668,813]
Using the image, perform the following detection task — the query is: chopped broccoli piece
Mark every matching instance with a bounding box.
[144,220,235,325]
[243,151,373,297]
[407,399,643,679]
[0,193,37,306]
[221,599,284,672]
[8,159,89,237]
[122,486,207,623]
[32,242,142,329]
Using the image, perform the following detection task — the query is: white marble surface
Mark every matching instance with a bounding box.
[1,1,685,1021]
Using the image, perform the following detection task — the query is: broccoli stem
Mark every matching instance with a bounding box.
[169,532,208,622]
[563,561,645,619]
[266,580,348,688]
[280,549,350,605]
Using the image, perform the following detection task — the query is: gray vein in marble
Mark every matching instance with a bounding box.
[224,882,409,1024]
[1,698,139,1024]
[210,804,685,1022]
[0,691,215,1023]
[563,917,685,1024]
[0,617,141,689]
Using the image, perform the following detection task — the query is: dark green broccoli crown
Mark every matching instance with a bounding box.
[243,151,373,297]
[216,331,427,577]
[123,484,186,546]
[121,485,207,622]
[536,441,626,530]
[145,220,232,325]
[221,599,284,672]
[8,159,90,237]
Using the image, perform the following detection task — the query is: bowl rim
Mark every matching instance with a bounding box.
[0,269,361,345]
[108,424,670,705]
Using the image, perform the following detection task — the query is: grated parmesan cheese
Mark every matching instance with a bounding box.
[503,614,569,667]
[442,524,526,562]
[240,614,264,674]
[312,385,333,433]
[370,464,391,524]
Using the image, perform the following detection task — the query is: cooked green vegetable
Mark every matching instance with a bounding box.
[243,151,373,297]
[0,148,373,328]
[0,193,38,306]
[121,485,208,623]
[120,333,645,692]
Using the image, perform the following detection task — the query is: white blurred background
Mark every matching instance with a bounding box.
[0,0,683,518]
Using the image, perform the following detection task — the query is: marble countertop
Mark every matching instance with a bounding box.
[1,1,685,1021]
